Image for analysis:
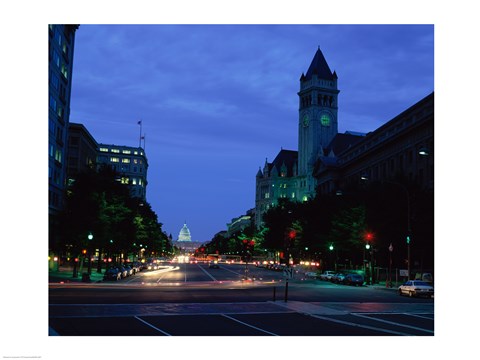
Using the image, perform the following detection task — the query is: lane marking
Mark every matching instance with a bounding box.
[404,313,434,320]
[196,263,218,281]
[351,313,434,334]
[310,314,412,336]
[134,316,171,336]
[221,314,279,336]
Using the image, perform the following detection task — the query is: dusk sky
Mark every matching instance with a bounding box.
[69,24,434,242]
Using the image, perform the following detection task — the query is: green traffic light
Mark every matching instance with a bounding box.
[329,244,334,251]
[406,236,411,244]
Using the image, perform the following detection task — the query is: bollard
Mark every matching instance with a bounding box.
[273,286,276,302]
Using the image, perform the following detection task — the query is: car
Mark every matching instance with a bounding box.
[209,261,220,269]
[123,265,134,276]
[130,262,141,274]
[331,273,346,283]
[398,280,434,298]
[304,271,318,279]
[117,265,128,278]
[319,271,336,281]
[147,263,158,270]
[103,267,122,281]
[343,273,364,286]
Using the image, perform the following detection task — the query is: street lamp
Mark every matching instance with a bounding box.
[87,232,93,275]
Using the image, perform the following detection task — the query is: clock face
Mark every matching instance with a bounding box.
[303,114,309,127]
[320,114,331,127]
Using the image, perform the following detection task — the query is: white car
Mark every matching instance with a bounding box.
[398,280,434,298]
[320,271,336,281]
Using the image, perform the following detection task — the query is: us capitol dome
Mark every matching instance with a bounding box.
[177,222,192,242]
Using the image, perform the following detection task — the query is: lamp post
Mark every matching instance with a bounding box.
[87,232,93,275]
[365,243,371,285]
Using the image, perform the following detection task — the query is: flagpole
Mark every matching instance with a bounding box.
[138,120,142,148]
[143,133,146,151]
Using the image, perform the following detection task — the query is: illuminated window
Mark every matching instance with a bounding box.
[292,193,296,198]
[110,157,119,163]
[132,178,137,185]
[55,149,62,163]
[99,148,108,152]
[122,158,130,163]
[302,196,308,202]
[121,177,129,184]
[134,151,138,155]
[61,62,68,79]
[111,149,120,153]
[122,150,131,154]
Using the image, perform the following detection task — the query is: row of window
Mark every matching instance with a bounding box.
[99,147,144,156]
[119,177,144,186]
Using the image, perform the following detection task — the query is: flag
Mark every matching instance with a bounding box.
[141,136,145,140]
[137,120,142,125]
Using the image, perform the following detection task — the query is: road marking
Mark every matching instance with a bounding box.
[134,316,171,336]
[404,313,434,320]
[310,314,412,336]
[196,263,218,281]
[351,313,434,334]
[221,314,279,336]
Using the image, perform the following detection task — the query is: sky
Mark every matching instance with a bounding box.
[69,24,434,242]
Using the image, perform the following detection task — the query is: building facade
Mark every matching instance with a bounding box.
[315,93,434,194]
[49,25,79,252]
[96,144,148,200]
[255,48,341,226]
[49,25,78,217]
[66,123,98,179]
[255,48,433,228]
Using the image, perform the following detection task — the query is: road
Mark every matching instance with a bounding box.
[49,262,434,336]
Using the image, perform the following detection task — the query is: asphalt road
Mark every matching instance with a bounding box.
[49,262,434,336]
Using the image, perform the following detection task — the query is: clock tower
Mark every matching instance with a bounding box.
[297,48,339,200]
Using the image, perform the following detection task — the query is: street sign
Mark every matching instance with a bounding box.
[399,269,408,277]
[283,268,294,279]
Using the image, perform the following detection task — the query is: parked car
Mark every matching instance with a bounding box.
[343,273,364,286]
[304,271,318,279]
[123,265,134,276]
[117,265,128,278]
[398,280,434,298]
[331,273,346,283]
[209,261,220,269]
[319,271,336,281]
[103,267,122,281]
[130,262,141,274]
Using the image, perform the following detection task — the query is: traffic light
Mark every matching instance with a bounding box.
[364,232,374,241]
[288,230,297,240]
[406,235,411,244]
[329,244,334,251]
[82,249,87,255]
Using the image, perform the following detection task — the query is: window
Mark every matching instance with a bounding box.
[55,149,62,163]
[122,150,131,154]
[111,149,120,153]
[50,72,60,91]
[49,95,57,111]
[110,157,119,163]
[122,158,130,163]
[53,50,60,67]
[99,148,109,152]
[61,63,68,79]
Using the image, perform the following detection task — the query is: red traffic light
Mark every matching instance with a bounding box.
[364,232,374,241]
[288,230,296,239]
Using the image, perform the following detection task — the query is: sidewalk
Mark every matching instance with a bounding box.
[49,265,104,283]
